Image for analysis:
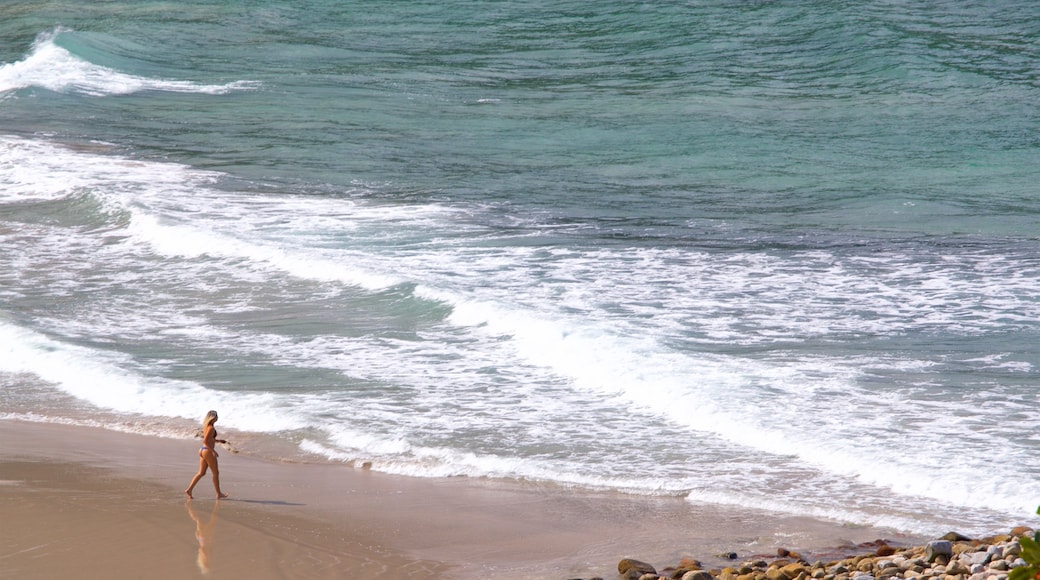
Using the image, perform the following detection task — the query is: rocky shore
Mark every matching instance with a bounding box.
[580,527,1036,580]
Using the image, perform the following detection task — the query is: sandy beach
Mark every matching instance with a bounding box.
[0,419,928,579]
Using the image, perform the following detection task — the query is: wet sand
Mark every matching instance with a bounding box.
[0,419,923,579]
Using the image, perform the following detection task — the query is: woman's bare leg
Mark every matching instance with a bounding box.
[185,454,209,499]
[203,452,228,499]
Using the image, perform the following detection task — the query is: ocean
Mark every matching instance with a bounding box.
[2,0,1039,539]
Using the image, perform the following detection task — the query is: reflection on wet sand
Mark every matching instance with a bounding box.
[186,500,219,574]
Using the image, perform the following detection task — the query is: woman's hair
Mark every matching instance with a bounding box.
[202,410,219,428]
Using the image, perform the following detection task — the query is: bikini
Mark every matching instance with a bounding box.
[200,428,217,452]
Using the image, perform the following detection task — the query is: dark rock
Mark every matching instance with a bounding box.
[942,532,972,542]
[620,558,658,577]
[875,542,896,557]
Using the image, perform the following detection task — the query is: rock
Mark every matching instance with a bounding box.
[679,558,703,570]
[943,533,972,542]
[639,574,660,580]
[621,559,658,577]
[877,545,897,557]
[927,542,954,563]
[953,544,976,556]
[781,563,810,580]
[683,572,714,580]
[964,552,990,566]
[1004,543,1022,558]
[1010,527,1033,537]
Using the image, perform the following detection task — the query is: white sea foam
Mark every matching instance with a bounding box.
[299,430,695,495]
[4,133,1039,535]
[0,29,257,96]
[411,264,1040,521]
[126,214,401,291]
[0,320,306,434]
[0,134,399,290]
[683,489,1005,538]
[0,133,216,204]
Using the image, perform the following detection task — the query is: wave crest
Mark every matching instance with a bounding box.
[0,28,258,96]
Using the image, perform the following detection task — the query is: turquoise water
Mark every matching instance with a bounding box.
[2,1,1040,537]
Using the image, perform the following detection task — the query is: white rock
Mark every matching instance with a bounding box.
[966,552,990,566]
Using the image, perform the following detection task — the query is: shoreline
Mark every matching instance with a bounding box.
[0,419,938,579]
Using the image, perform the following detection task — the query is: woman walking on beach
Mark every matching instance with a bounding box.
[185,410,229,500]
